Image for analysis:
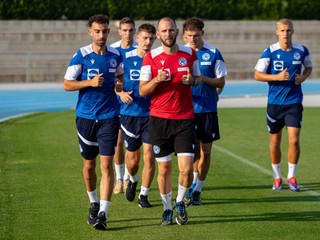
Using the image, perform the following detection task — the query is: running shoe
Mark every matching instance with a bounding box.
[184,188,193,206]
[161,209,173,226]
[272,178,282,190]
[93,212,107,230]
[138,195,152,208]
[175,201,188,225]
[192,191,202,205]
[287,177,300,192]
[113,179,123,194]
[87,202,99,225]
[125,180,138,202]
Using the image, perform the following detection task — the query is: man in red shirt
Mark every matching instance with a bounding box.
[140,17,201,226]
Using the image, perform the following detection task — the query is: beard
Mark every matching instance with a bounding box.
[160,35,177,48]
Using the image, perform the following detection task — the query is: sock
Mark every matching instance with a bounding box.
[271,163,282,179]
[194,180,205,192]
[139,186,150,198]
[160,192,172,211]
[114,163,124,180]
[287,162,297,179]
[129,174,138,183]
[191,172,198,189]
[176,184,188,202]
[123,164,129,180]
[87,190,99,203]
[99,200,110,217]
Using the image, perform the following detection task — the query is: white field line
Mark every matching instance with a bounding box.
[213,144,320,196]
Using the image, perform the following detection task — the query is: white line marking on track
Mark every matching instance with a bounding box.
[213,144,320,196]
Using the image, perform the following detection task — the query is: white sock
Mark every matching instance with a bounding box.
[160,192,172,211]
[114,164,124,180]
[123,164,129,180]
[193,172,198,185]
[139,186,150,198]
[194,180,205,192]
[87,190,99,203]
[287,162,297,179]
[99,200,110,217]
[271,163,282,179]
[176,184,188,202]
[129,174,138,183]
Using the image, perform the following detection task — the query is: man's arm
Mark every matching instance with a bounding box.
[254,68,290,82]
[64,73,104,91]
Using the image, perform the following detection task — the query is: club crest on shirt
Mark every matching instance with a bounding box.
[179,57,187,66]
[293,52,301,60]
[110,59,117,68]
[273,61,284,71]
[202,53,210,61]
[87,68,99,79]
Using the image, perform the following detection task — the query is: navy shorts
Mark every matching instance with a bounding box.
[195,112,220,143]
[120,115,151,152]
[149,116,195,160]
[76,117,119,160]
[266,103,303,134]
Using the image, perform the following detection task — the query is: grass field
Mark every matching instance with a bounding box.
[1,108,320,240]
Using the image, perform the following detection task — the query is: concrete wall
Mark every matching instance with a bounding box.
[0,20,319,83]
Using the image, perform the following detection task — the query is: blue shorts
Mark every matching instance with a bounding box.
[266,103,303,134]
[149,116,195,159]
[76,117,119,160]
[120,115,151,152]
[195,112,220,143]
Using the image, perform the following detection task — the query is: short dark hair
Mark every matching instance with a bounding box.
[138,23,156,35]
[87,14,109,27]
[119,17,135,28]
[157,16,177,28]
[183,17,204,33]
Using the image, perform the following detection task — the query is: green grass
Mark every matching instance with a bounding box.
[1,108,320,240]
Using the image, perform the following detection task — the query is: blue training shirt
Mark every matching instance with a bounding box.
[188,42,227,113]
[255,42,313,105]
[120,49,151,117]
[64,44,123,120]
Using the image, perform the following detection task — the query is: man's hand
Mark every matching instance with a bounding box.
[277,68,290,81]
[182,69,194,85]
[90,73,104,87]
[155,68,167,83]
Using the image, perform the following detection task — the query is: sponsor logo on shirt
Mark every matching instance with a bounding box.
[130,69,140,80]
[273,61,284,71]
[292,61,301,65]
[87,68,99,79]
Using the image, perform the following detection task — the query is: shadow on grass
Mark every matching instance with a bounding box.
[190,211,320,224]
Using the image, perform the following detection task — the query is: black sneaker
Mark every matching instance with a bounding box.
[87,202,99,225]
[138,195,152,208]
[175,201,188,225]
[93,211,107,230]
[161,209,173,226]
[125,180,138,202]
[192,191,202,205]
